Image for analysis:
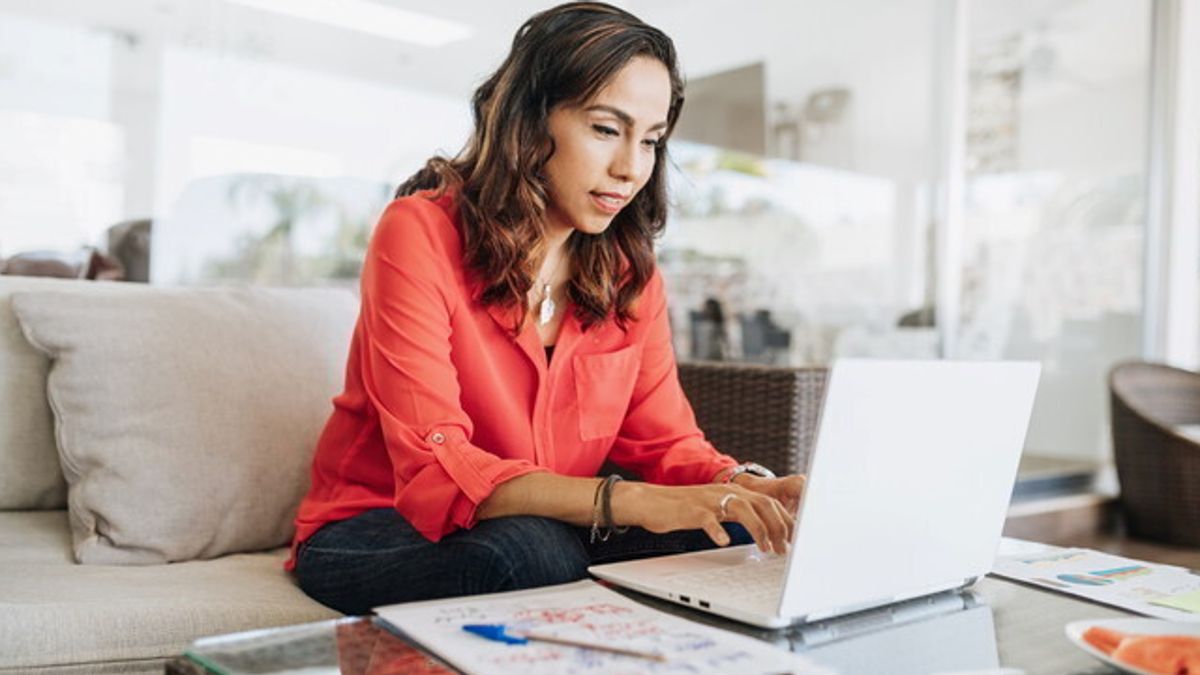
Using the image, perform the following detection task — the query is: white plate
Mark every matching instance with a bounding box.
[1064,618,1200,675]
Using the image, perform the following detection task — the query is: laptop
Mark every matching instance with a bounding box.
[589,358,1041,629]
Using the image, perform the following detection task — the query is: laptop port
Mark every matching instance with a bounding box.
[699,600,710,609]
[679,595,690,604]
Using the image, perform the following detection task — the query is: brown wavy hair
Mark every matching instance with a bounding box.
[395,2,685,332]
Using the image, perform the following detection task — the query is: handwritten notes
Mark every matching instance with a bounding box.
[374,580,828,674]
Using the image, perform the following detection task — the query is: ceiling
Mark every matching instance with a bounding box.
[0,0,1149,102]
[0,0,1152,179]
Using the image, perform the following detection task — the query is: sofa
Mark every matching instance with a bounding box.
[0,275,826,674]
[1,277,348,674]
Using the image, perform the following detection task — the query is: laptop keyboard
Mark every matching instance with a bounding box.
[665,553,788,604]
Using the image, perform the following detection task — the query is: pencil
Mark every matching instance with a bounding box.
[518,630,668,662]
[462,623,668,662]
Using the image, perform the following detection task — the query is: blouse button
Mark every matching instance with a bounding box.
[429,432,446,444]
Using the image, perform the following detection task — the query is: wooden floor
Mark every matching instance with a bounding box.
[1052,528,1200,569]
[1003,499,1200,566]
[1005,454,1200,569]
[1003,495,1200,569]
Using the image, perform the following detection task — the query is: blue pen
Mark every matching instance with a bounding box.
[462,623,668,662]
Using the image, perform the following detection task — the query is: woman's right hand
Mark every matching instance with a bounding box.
[611,482,795,554]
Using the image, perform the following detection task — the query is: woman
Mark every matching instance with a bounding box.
[290,1,805,615]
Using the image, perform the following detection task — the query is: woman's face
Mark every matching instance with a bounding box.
[543,56,672,238]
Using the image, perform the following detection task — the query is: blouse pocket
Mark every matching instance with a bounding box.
[572,345,641,441]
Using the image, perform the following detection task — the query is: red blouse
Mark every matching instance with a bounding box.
[288,192,736,566]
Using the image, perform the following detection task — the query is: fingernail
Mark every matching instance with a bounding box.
[718,532,730,546]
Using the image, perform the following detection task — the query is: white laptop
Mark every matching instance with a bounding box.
[589,359,1041,629]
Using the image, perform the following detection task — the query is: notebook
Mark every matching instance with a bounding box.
[590,358,1041,629]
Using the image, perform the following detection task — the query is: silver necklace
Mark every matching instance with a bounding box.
[535,254,568,326]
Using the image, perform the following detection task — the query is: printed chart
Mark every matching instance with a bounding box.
[992,548,1200,621]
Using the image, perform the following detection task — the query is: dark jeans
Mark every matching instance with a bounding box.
[294,508,752,615]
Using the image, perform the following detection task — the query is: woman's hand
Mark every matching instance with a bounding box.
[610,482,795,554]
[730,474,806,515]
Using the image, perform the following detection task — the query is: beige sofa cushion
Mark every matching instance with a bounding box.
[0,278,152,510]
[0,511,340,672]
[12,286,357,564]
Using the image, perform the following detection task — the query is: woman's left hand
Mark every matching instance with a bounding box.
[730,474,806,514]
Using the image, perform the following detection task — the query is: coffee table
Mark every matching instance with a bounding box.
[166,617,452,674]
[167,574,1134,674]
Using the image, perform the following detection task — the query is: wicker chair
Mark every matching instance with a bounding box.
[1109,361,1200,546]
[678,361,829,476]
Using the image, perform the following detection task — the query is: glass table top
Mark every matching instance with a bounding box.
[180,576,1132,674]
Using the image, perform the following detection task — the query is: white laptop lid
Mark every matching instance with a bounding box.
[779,359,1040,621]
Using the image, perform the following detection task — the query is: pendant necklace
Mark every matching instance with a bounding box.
[538,281,556,326]
[536,253,568,326]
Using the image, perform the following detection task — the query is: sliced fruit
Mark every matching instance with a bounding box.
[1111,635,1200,675]
[1083,626,1126,655]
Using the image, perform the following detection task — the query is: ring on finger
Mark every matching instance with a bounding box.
[718,492,738,520]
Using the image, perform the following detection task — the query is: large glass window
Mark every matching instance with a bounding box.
[960,0,1151,460]
[150,45,471,285]
[0,12,122,253]
[0,0,1165,462]
[154,44,471,217]
[640,0,942,367]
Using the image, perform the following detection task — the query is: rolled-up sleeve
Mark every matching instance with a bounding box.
[359,201,545,541]
[606,271,738,485]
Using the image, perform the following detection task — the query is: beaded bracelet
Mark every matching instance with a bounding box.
[589,478,606,543]
[589,474,630,543]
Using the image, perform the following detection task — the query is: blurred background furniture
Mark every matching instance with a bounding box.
[0,248,123,280]
[1109,361,1200,546]
[106,218,153,282]
[678,361,828,476]
[688,297,731,361]
[0,218,151,282]
[738,309,792,365]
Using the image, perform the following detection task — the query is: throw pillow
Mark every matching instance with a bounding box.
[12,286,357,564]
[0,277,149,509]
